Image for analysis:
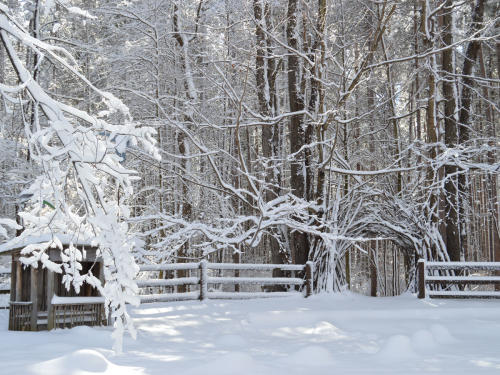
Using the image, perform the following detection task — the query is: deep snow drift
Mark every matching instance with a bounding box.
[1,293,500,374]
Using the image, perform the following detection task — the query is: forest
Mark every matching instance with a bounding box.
[0,0,498,340]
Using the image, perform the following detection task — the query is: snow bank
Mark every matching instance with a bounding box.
[28,349,142,375]
[185,352,265,375]
[411,329,438,352]
[377,335,417,361]
[283,345,336,367]
[430,323,457,344]
[1,293,500,374]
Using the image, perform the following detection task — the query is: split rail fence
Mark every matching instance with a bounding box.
[137,260,314,303]
[417,260,500,299]
[0,261,314,309]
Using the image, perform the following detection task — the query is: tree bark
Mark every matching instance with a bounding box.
[442,0,460,261]
[286,0,309,264]
[456,0,485,261]
[254,0,284,273]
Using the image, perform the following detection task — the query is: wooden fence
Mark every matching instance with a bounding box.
[417,260,500,299]
[0,261,314,308]
[137,260,314,303]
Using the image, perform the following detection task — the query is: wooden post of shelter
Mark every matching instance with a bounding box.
[46,270,55,330]
[199,260,207,301]
[9,259,16,302]
[30,266,38,331]
[15,262,22,301]
[305,261,314,297]
[98,261,110,326]
[417,259,426,299]
[8,260,16,330]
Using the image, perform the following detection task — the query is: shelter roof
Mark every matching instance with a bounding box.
[0,233,93,255]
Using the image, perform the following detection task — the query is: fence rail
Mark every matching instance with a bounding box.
[418,260,500,299]
[138,260,314,303]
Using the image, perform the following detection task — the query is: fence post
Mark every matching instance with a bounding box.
[417,259,425,299]
[305,261,314,297]
[233,251,241,293]
[199,260,207,301]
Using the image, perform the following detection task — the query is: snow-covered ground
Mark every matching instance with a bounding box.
[1,293,500,374]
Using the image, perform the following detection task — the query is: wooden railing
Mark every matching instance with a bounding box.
[8,301,32,330]
[49,296,107,329]
[138,260,314,303]
[417,260,500,299]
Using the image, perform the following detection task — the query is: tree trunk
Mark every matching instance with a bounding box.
[286,0,309,265]
[457,0,485,261]
[442,0,460,261]
[254,0,284,275]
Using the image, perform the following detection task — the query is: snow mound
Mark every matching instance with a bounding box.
[430,324,457,344]
[216,334,248,347]
[185,352,263,375]
[28,349,142,375]
[411,329,438,352]
[377,335,417,361]
[305,321,346,339]
[284,345,335,366]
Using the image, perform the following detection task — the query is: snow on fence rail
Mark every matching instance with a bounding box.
[417,260,500,299]
[137,260,314,303]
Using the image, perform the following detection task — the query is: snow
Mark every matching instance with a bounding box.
[66,7,97,20]
[138,263,306,272]
[426,276,500,282]
[427,291,500,298]
[139,292,199,303]
[51,296,105,305]
[207,263,306,271]
[426,262,500,270]
[376,334,417,361]
[28,349,140,375]
[2,293,500,374]
[136,277,199,287]
[0,234,93,254]
[139,264,198,272]
[206,276,304,285]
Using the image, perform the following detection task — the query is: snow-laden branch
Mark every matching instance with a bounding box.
[0,9,158,352]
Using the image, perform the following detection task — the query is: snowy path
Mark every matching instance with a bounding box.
[1,293,500,374]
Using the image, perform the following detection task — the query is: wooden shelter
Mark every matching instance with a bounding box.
[0,235,108,331]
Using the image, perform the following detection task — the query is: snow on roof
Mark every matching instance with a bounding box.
[0,233,94,254]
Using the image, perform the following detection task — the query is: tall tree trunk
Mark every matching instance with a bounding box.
[173,3,196,291]
[254,0,284,273]
[457,0,485,261]
[286,0,309,264]
[442,0,460,261]
[421,0,439,260]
